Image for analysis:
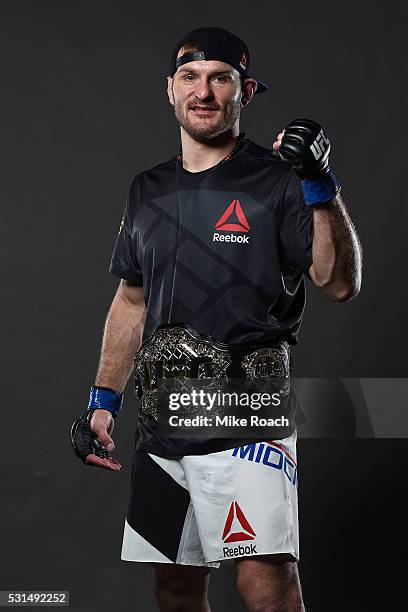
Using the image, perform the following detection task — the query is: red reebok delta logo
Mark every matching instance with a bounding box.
[215,199,250,233]
[222,501,256,543]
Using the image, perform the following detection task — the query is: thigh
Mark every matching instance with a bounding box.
[235,552,299,581]
[234,554,303,608]
[152,562,211,595]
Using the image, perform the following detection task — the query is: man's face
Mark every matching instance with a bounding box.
[167,58,255,141]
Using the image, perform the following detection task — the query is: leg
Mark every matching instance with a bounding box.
[235,553,305,612]
[151,562,212,612]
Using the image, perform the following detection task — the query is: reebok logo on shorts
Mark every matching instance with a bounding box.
[222,501,257,557]
[223,543,257,558]
[213,199,251,244]
[222,501,256,543]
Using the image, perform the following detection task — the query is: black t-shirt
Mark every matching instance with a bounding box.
[109,136,314,455]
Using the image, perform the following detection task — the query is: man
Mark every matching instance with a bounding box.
[71,27,362,612]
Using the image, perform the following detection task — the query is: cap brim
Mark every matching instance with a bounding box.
[254,79,268,94]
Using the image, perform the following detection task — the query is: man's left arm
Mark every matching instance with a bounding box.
[308,194,362,302]
[274,118,362,302]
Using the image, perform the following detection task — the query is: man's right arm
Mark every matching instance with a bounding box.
[95,280,146,392]
[74,280,146,470]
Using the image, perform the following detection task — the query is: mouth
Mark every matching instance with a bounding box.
[189,106,219,114]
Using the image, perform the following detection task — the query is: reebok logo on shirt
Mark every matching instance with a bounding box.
[213,233,249,243]
[213,199,250,244]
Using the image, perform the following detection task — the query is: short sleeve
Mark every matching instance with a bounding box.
[109,185,143,285]
[279,170,314,276]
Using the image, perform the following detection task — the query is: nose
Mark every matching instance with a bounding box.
[193,76,214,101]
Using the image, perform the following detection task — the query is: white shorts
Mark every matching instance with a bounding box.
[121,432,299,568]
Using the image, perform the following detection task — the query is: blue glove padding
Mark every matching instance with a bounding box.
[87,385,123,418]
[301,168,341,206]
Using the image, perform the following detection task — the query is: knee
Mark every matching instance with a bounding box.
[236,575,276,612]
[152,579,190,612]
[152,568,209,612]
[236,571,304,612]
[152,582,187,612]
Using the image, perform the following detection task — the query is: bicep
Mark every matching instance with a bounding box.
[308,263,316,284]
[116,279,146,313]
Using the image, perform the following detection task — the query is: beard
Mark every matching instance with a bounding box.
[173,96,241,141]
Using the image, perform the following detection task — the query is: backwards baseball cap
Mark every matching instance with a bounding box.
[169,26,268,95]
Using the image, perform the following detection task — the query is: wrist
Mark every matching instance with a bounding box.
[300,167,341,206]
[87,385,124,418]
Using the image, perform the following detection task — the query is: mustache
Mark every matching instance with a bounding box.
[188,104,220,110]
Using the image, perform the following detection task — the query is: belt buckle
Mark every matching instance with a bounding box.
[241,344,290,392]
[134,326,232,421]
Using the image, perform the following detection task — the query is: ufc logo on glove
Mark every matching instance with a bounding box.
[310,128,330,160]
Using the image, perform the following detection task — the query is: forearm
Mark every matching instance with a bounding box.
[309,194,362,301]
[95,285,146,392]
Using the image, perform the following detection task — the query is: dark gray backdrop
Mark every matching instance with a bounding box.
[1,1,407,610]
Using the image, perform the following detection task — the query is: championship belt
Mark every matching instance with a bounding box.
[241,346,290,390]
[133,324,290,421]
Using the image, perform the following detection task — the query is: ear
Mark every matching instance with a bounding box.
[241,78,258,107]
[167,76,175,106]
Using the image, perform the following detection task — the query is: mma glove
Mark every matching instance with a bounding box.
[70,385,123,465]
[280,118,341,206]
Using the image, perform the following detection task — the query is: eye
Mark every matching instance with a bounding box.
[182,74,196,81]
[214,76,227,83]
